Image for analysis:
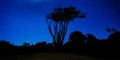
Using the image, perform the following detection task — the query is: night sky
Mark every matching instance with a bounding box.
[0,0,120,45]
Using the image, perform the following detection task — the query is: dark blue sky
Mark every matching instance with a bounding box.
[0,0,120,45]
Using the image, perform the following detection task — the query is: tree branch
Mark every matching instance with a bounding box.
[45,18,54,37]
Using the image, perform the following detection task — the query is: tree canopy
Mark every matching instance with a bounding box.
[46,6,86,48]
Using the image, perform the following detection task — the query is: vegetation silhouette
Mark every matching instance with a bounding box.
[68,31,86,52]
[108,31,120,49]
[0,6,120,59]
[106,27,117,33]
[86,33,98,49]
[106,28,111,32]
[0,40,13,56]
[46,6,86,49]
[0,31,120,58]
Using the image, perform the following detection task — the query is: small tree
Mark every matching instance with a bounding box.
[46,6,86,48]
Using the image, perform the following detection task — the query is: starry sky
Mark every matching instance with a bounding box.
[0,0,120,45]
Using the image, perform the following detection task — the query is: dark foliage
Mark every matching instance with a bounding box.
[46,6,86,48]
[0,6,120,58]
[67,31,87,52]
[0,40,13,56]
[1,31,120,58]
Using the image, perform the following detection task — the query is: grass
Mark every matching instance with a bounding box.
[0,53,119,60]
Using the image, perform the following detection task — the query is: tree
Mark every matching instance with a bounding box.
[69,31,86,43]
[0,40,13,55]
[68,31,87,51]
[111,27,117,32]
[108,32,120,46]
[106,27,117,33]
[46,6,86,48]
[86,33,98,49]
[106,28,111,33]
[22,42,30,47]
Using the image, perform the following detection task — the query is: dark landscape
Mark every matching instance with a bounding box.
[0,30,120,60]
[0,0,120,60]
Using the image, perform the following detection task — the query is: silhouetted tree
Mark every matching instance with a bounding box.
[111,27,117,32]
[108,31,120,48]
[22,42,30,47]
[106,28,111,33]
[34,42,47,51]
[97,39,108,51]
[106,32,120,56]
[69,31,86,43]
[68,31,87,52]
[47,43,54,52]
[106,27,117,33]
[63,41,71,52]
[86,33,98,49]
[47,43,53,48]
[0,40,13,55]
[46,6,86,48]
[0,40,13,47]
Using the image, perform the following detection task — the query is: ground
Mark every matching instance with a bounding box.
[0,53,119,60]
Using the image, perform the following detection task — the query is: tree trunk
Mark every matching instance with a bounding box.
[53,36,63,51]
